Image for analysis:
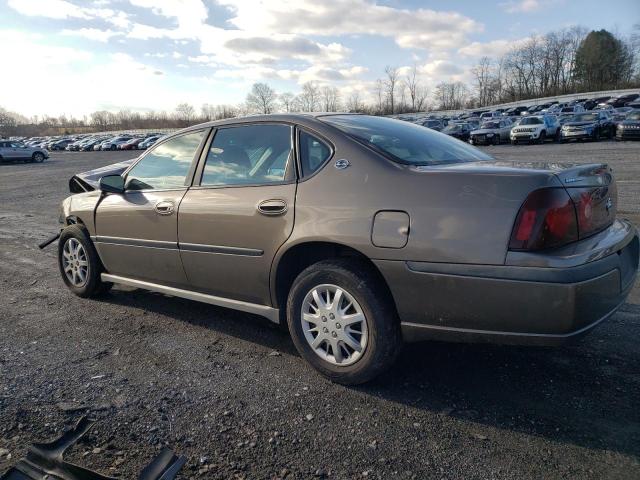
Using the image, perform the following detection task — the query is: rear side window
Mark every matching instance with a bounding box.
[299,131,331,177]
[200,124,292,186]
[321,115,491,166]
[126,130,205,190]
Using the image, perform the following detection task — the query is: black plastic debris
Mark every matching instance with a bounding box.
[1,416,186,480]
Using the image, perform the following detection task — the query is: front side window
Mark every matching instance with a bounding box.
[201,124,292,186]
[299,130,331,177]
[321,115,492,166]
[126,130,205,190]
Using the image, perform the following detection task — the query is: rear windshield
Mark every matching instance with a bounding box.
[320,115,492,166]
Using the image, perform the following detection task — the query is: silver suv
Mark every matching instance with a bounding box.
[0,140,49,163]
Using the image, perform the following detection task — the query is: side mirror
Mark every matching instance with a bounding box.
[99,174,125,194]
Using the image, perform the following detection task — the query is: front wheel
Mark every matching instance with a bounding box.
[286,259,401,385]
[32,152,45,163]
[58,224,112,298]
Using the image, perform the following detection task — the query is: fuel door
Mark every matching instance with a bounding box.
[371,211,410,248]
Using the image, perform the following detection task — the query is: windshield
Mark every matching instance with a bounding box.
[426,121,440,127]
[320,115,492,166]
[571,113,598,122]
[520,117,543,125]
[627,112,640,120]
[481,122,499,129]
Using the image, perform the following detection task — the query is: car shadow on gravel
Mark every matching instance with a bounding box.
[362,312,640,458]
[101,288,639,458]
[101,286,297,354]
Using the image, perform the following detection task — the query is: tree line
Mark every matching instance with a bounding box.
[1,26,638,137]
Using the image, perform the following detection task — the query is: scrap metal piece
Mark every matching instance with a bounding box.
[1,417,186,480]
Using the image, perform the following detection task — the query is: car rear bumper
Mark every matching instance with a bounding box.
[374,220,639,346]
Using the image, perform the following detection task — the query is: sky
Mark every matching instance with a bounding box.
[0,0,638,118]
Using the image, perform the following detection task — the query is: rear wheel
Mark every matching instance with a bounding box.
[287,259,401,385]
[58,224,112,298]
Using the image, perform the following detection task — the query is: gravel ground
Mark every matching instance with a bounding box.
[0,141,639,479]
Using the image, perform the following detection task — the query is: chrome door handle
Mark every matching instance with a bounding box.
[257,199,287,216]
[155,200,175,215]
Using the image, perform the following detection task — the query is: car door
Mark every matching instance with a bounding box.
[94,129,208,286]
[178,123,296,306]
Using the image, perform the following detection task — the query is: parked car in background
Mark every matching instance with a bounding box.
[82,138,106,151]
[594,104,615,113]
[469,119,512,145]
[49,138,74,151]
[524,103,552,116]
[0,141,49,163]
[560,111,614,142]
[55,113,638,384]
[503,106,529,116]
[100,136,133,151]
[559,105,585,115]
[615,110,640,140]
[510,115,560,144]
[583,96,611,110]
[606,93,640,108]
[119,138,145,150]
[611,108,634,128]
[416,119,444,131]
[442,122,472,141]
[626,101,640,110]
[138,135,162,150]
[479,111,502,121]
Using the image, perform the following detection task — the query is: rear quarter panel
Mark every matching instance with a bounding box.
[287,133,563,265]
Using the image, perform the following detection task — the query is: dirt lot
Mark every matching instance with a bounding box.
[0,141,639,479]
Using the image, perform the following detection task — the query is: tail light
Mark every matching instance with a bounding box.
[509,186,616,251]
[509,188,578,251]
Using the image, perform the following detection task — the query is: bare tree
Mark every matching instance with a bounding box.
[384,66,399,114]
[279,92,295,112]
[320,86,341,111]
[175,103,195,125]
[346,91,365,112]
[297,82,320,112]
[246,82,277,114]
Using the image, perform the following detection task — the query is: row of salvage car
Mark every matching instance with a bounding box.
[409,108,640,146]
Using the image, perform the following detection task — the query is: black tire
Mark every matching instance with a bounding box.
[592,128,599,142]
[511,139,517,145]
[110,145,117,151]
[32,152,45,163]
[494,135,500,145]
[286,259,401,385]
[58,224,112,298]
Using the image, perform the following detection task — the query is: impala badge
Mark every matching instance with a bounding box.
[334,159,350,170]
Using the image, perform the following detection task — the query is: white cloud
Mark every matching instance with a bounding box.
[7,0,91,19]
[458,38,527,58]
[219,0,482,51]
[61,28,120,42]
[500,0,558,13]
